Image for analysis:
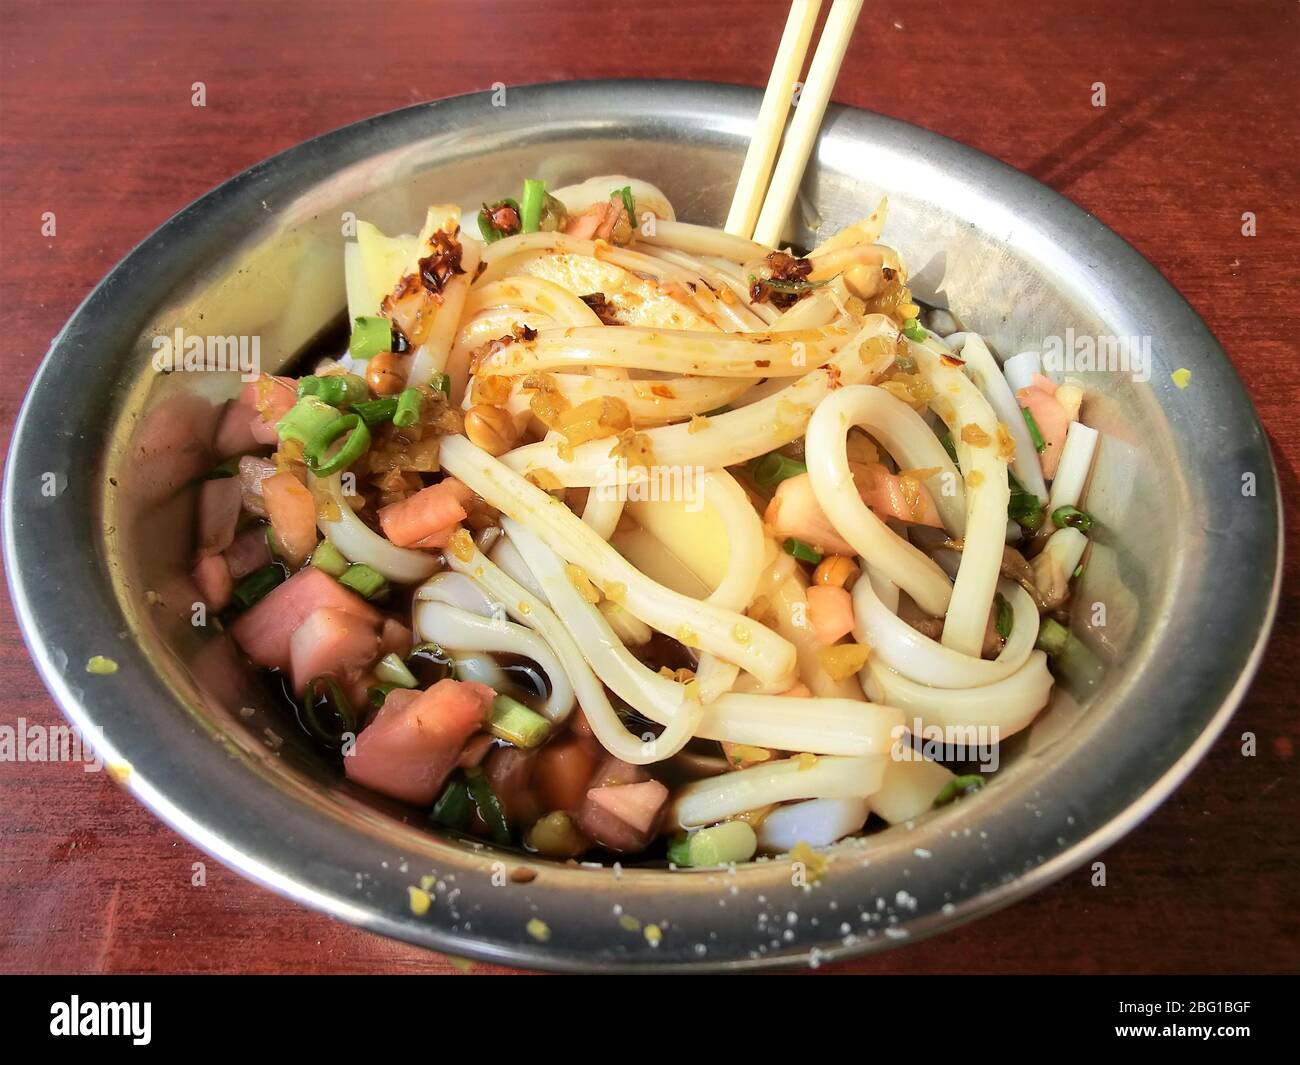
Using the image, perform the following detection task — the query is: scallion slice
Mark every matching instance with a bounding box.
[902,317,927,342]
[349,315,392,359]
[276,396,339,446]
[612,185,636,226]
[1035,617,1071,657]
[338,562,387,600]
[1007,470,1044,530]
[374,652,418,689]
[783,537,822,564]
[750,451,807,490]
[300,675,356,746]
[994,593,1013,639]
[305,413,370,476]
[465,766,511,845]
[431,777,474,830]
[1022,406,1046,452]
[309,540,349,578]
[298,373,368,409]
[488,694,551,749]
[352,396,398,427]
[232,565,283,609]
[520,179,546,233]
[933,774,985,807]
[393,387,424,428]
[1051,504,1093,532]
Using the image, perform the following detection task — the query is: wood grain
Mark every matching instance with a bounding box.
[1,0,1296,974]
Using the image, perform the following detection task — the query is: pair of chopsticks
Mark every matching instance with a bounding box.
[725,0,864,247]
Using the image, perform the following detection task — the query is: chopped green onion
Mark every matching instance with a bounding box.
[298,373,368,409]
[309,540,349,577]
[374,652,418,689]
[431,777,474,830]
[667,833,693,867]
[393,387,424,428]
[520,178,546,234]
[352,396,398,426]
[539,191,568,233]
[338,562,387,600]
[276,396,339,446]
[465,766,511,845]
[1022,407,1046,452]
[232,565,283,609]
[750,451,807,489]
[1035,617,1071,657]
[902,317,927,342]
[1052,505,1093,532]
[934,774,985,807]
[1072,562,1085,579]
[300,675,356,746]
[613,185,636,226]
[939,431,960,469]
[367,683,397,709]
[85,655,118,675]
[305,413,370,476]
[349,315,392,359]
[488,694,551,749]
[994,593,1013,639]
[429,372,452,398]
[1007,470,1044,530]
[477,198,521,244]
[687,821,758,866]
[783,537,822,565]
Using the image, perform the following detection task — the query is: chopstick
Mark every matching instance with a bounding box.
[750,0,865,248]
[724,1,822,240]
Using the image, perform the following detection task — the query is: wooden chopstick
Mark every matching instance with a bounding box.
[724,1,822,240]
[751,0,864,249]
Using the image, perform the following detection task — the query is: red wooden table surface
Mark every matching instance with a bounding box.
[1,0,1297,975]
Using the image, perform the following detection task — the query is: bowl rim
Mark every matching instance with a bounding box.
[3,78,1284,972]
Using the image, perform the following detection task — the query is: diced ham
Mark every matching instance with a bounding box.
[563,202,611,241]
[806,584,856,645]
[485,745,540,826]
[1017,374,1071,480]
[192,553,233,611]
[534,736,600,813]
[239,374,296,445]
[457,733,496,768]
[764,473,855,555]
[377,479,471,548]
[196,477,243,557]
[378,618,413,660]
[289,607,381,695]
[585,780,668,835]
[262,471,318,568]
[238,455,277,518]
[850,462,943,527]
[224,526,273,579]
[230,567,380,672]
[344,679,495,805]
[573,757,662,852]
[213,399,265,460]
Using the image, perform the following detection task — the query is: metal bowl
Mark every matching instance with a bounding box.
[3,80,1281,971]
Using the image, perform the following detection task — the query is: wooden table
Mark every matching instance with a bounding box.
[1,0,1296,975]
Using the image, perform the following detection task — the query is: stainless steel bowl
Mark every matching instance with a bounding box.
[3,80,1281,971]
